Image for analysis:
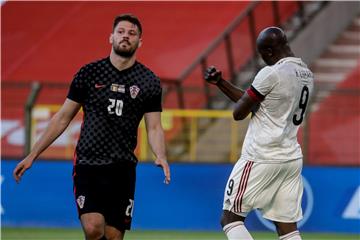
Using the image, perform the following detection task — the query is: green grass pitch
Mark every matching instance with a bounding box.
[2,228,359,240]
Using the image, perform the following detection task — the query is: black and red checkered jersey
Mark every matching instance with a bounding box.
[67,57,162,165]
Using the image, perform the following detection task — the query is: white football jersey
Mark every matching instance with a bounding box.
[242,57,314,163]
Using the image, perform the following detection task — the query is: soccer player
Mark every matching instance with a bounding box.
[204,27,313,240]
[13,14,171,240]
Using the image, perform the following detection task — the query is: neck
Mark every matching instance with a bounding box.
[284,47,295,58]
[276,50,295,62]
[109,51,136,71]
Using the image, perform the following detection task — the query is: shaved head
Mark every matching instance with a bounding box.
[256,27,293,65]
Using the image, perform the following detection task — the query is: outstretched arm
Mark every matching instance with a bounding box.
[144,111,171,184]
[13,99,81,183]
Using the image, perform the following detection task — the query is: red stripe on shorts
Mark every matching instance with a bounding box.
[232,162,250,212]
[233,161,253,213]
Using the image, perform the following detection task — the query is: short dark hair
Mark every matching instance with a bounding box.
[113,14,142,36]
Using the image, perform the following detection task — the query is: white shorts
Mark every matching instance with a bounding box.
[223,158,303,223]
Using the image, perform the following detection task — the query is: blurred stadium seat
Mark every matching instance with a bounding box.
[307,65,360,165]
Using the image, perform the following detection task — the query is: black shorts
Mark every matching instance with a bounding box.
[73,162,136,231]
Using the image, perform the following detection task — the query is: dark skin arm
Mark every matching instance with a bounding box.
[215,78,244,103]
[204,66,244,102]
[204,66,260,120]
[233,92,259,120]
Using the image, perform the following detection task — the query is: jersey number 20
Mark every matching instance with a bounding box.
[108,99,123,116]
[293,86,309,126]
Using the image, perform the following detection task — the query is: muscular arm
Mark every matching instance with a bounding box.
[204,66,261,120]
[217,81,261,119]
[216,78,245,103]
[31,99,81,157]
[233,92,260,120]
[203,66,244,102]
[13,99,81,182]
[144,111,171,184]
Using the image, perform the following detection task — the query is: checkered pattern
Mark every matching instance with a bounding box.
[68,57,162,165]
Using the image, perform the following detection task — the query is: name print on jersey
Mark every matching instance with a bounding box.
[295,69,313,79]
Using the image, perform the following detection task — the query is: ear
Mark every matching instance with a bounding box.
[266,48,273,56]
[109,33,114,44]
[138,38,143,48]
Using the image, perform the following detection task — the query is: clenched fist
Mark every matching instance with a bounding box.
[204,66,222,84]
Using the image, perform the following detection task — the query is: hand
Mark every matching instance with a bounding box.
[13,156,34,183]
[204,66,222,85]
[155,158,171,184]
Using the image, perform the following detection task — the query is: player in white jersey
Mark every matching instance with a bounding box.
[204,27,313,240]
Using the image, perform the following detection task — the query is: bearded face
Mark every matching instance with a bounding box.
[111,21,142,58]
[113,38,140,58]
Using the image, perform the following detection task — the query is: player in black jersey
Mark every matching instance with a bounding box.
[13,14,171,240]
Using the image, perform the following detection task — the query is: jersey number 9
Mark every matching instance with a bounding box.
[293,86,309,126]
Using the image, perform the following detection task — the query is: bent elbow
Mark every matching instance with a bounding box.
[233,112,240,121]
[233,112,246,121]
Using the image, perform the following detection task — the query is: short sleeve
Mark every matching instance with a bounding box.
[144,78,163,113]
[67,66,88,103]
[251,66,278,97]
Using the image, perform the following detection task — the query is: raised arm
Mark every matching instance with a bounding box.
[204,66,261,120]
[144,111,171,184]
[204,66,245,102]
[13,98,81,183]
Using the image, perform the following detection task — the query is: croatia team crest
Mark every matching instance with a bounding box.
[77,195,85,209]
[130,85,140,99]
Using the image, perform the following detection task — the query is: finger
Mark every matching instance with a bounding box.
[212,69,220,76]
[17,166,27,182]
[158,162,170,184]
[207,66,216,72]
[205,67,214,76]
[13,165,23,183]
[204,73,210,80]
[163,164,171,184]
[155,160,170,184]
[204,71,215,81]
